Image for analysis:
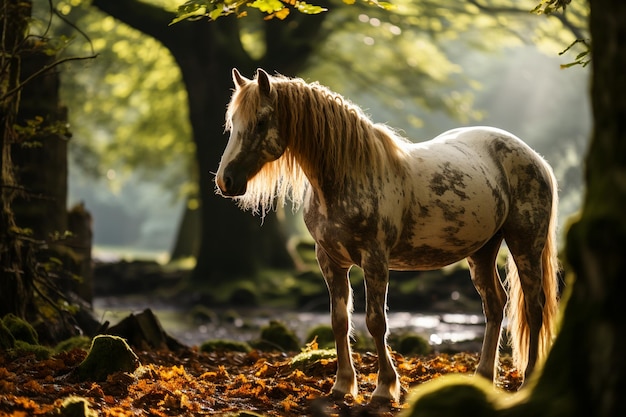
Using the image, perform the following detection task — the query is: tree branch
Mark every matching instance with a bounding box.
[0,54,97,102]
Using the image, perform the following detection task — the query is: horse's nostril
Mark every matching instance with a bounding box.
[224,175,233,190]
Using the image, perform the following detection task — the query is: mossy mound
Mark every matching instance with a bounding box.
[0,319,16,350]
[305,324,335,349]
[56,396,98,417]
[2,313,38,344]
[199,339,252,353]
[391,333,432,356]
[400,374,498,417]
[55,336,93,353]
[10,340,52,360]
[74,335,140,382]
[252,320,300,352]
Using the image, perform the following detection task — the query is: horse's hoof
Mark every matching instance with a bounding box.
[369,395,393,406]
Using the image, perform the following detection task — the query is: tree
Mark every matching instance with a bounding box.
[1,0,34,318]
[89,0,332,285]
[85,0,585,287]
[1,0,96,341]
[402,1,626,415]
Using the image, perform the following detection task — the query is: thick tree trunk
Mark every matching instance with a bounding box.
[0,0,34,318]
[91,0,327,284]
[500,0,625,415]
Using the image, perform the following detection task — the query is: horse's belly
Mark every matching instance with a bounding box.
[388,209,503,271]
[388,238,487,271]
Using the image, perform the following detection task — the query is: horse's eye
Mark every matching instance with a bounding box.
[256,118,268,131]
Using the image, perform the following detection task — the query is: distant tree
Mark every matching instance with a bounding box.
[84,0,586,287]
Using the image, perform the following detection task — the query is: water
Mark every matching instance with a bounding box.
[93,297,485,351]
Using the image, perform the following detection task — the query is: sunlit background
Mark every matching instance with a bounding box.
[35,0,589,262]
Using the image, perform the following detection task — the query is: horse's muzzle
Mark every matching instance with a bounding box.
[216,170,247,196]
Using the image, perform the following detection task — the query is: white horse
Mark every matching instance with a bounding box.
[215,68,559,403]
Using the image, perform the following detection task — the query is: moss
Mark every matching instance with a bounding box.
[290,348,337,371]
[2,313,38,344]
[400,374,498,417]
[75,335,140,382]
[57,396,98,417]
[390,333,432,356]
[10,340,52,360]
[305,324,335,349]
[254,320,300,352]
[199,339,251,353]
[0,319,16,350]
[55,336,93,353]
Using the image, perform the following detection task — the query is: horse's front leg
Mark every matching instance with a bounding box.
[362,251,400,402]
[316,245,357,399]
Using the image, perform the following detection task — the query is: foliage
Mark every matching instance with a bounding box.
[32,0,195,198]
[172,0,392,23]
[42,0,585,206]
[0,345,523,416]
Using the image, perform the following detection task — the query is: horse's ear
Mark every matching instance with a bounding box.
[232,68,248,89]
[256,68,272,98]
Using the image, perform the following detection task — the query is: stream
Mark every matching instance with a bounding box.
[93,296,486,352]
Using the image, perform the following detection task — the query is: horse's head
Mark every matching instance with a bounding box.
[216,68,285,197]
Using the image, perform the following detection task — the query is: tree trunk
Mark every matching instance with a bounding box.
[91,0,327,284]
[536,0,626,414]
[491,0,624,415]
[0,0,34,318]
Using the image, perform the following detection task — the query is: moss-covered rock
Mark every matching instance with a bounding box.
[74,335,140,382]
[56,396,98,417]
[391,333,432,356]
[253,320,300,352]
[305,324,335,349]
[0,319,16,350]
[2,313,38,344]
[400,374,498,417]
[199,339,252,353]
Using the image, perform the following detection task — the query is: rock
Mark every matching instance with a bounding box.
[56,396,97,417]
[106,308,186,351]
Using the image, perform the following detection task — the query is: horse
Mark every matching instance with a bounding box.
[215,68,559,403]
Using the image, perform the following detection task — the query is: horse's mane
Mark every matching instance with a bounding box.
[226,74,409,216]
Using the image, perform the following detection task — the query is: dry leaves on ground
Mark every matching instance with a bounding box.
[0,347,522,416]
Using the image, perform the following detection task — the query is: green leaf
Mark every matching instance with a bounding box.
[249,0,285,13]
[209,6,225,20]
[295,1,327,14]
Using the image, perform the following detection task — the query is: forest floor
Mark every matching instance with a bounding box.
[0,345,522,416]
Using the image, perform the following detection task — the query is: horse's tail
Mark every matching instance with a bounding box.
[506,166,560,373]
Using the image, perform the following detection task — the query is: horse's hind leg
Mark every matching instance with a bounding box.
[316,245,357,398]
[503,233,547,381]
[467,233,507,382]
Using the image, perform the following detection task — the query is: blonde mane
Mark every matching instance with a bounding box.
[226,74,409,216]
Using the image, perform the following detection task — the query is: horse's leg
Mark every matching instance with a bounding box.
[504,236,546,381]
[467,233,506,382]
[316,245,357,398]
[361,250,400,402]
